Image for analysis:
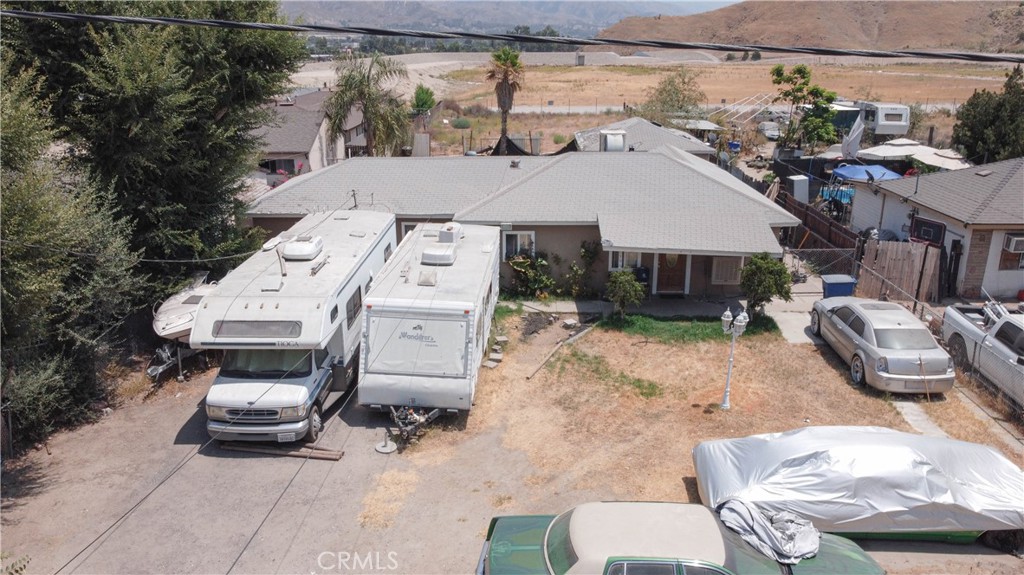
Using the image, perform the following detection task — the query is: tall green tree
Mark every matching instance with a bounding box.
[770,64,837,150]
[326,52,411,157]
[485,46,525,155]
[2,0,305,291]
[952,65,1024,163]
[1,62,142,446]
[633,67,705,126]
[411,83,436,115]
[739,253,792,317]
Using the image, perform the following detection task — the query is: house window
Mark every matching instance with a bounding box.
[503,231,535,259]
[401,222,419,239]
[609,251,641,271]
[711,256,744,285]
[998,251,1024,270]
[258,158,296,175]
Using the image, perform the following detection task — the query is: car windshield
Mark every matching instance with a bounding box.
[873,328,938,350]
[220,349,312,379]
[545,509,578,575]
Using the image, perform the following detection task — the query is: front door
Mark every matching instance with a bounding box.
[657,253,685,293]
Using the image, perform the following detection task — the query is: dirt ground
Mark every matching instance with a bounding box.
[294,51,1000,156]
[294,51,1014,110]
[2,312,1022,574]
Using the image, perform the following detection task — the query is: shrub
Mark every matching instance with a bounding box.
[751,50,762,61]
[725,53,737,61]
[461,103,496,117]
[451,117,471,129]
[552,133,567,144]
[507,254,556,298]
[606,271,645,319]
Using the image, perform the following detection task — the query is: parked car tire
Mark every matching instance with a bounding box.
[304,404,322,443]
[850,355,867,386]
[810,310,821,336]
[948,334,970,372]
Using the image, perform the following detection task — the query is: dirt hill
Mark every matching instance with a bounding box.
[598,1,1024,54]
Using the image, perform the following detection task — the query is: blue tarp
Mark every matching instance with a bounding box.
[832,164,902,182]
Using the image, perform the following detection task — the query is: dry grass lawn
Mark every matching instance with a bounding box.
[451,316,924,504]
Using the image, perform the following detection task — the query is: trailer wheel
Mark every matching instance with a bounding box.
[948,335,970,372]
[304,404,322,443]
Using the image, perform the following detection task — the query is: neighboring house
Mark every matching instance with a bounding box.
[556,117,716,161]
[858,158,1023,299]
[246,144,798,297]
[255,90,344,187]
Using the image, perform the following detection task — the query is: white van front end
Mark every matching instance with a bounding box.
[204,348,327,442]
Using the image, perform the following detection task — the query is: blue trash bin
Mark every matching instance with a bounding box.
[821,274,857,298]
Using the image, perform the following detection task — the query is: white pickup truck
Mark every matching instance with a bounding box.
[942,296,1024,410]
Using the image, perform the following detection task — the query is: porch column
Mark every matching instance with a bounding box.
[651,253,660,296]
[684,254,692,295]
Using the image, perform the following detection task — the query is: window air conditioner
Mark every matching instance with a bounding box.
[1003,234,1024,253]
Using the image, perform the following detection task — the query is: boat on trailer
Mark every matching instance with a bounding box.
[152,271,217,342]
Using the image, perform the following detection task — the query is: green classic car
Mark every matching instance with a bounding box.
[476,502,885,575]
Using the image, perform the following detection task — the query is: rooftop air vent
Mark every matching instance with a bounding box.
[422,242,457,266]
[510,160,521,168]
[599,129,626,152]
[417,270,437,286]
[281,235,324,260]
[438,222,464,244]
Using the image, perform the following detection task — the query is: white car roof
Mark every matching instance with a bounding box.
[564,502,728,574]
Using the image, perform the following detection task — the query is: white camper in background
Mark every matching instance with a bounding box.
[190,211,396,442]
[859,102,910,136]
[358,223,500,413]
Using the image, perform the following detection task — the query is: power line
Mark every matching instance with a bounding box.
[3,9,1024,64]
[0,238,257,264]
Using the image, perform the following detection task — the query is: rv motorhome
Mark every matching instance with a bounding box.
[859,102,910,136]
[358,222,500,414]
[190,211,396,442]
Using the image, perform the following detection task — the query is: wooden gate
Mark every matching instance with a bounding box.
[857,240,942,303]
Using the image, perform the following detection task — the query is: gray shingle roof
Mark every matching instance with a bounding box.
[456,146,798,227]
[573,117,715,156]
[877,157,1024,226]
[598,211,786,256]
[249,145,797,257]
[247,155,549,217]
[258,106,325,154]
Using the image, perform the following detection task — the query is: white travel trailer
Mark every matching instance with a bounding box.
[190,211,396,442]
[860,102,910,136]
[358,222,500,413]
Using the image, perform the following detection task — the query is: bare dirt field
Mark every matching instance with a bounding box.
[293,51,1007,155]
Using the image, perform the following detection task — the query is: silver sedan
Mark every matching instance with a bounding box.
[810,297,955,393]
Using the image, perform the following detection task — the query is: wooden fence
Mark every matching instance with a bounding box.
[776,194,860,250]
[857,240,942,303]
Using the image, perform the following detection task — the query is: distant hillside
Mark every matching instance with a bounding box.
[280,1,733,36]
[598,1,1024,54]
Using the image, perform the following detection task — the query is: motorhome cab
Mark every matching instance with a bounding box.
[190,211,396,442]
[359,223,500,413]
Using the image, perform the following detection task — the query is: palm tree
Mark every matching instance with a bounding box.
[485,47,524,155]
[325,53,410,157]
